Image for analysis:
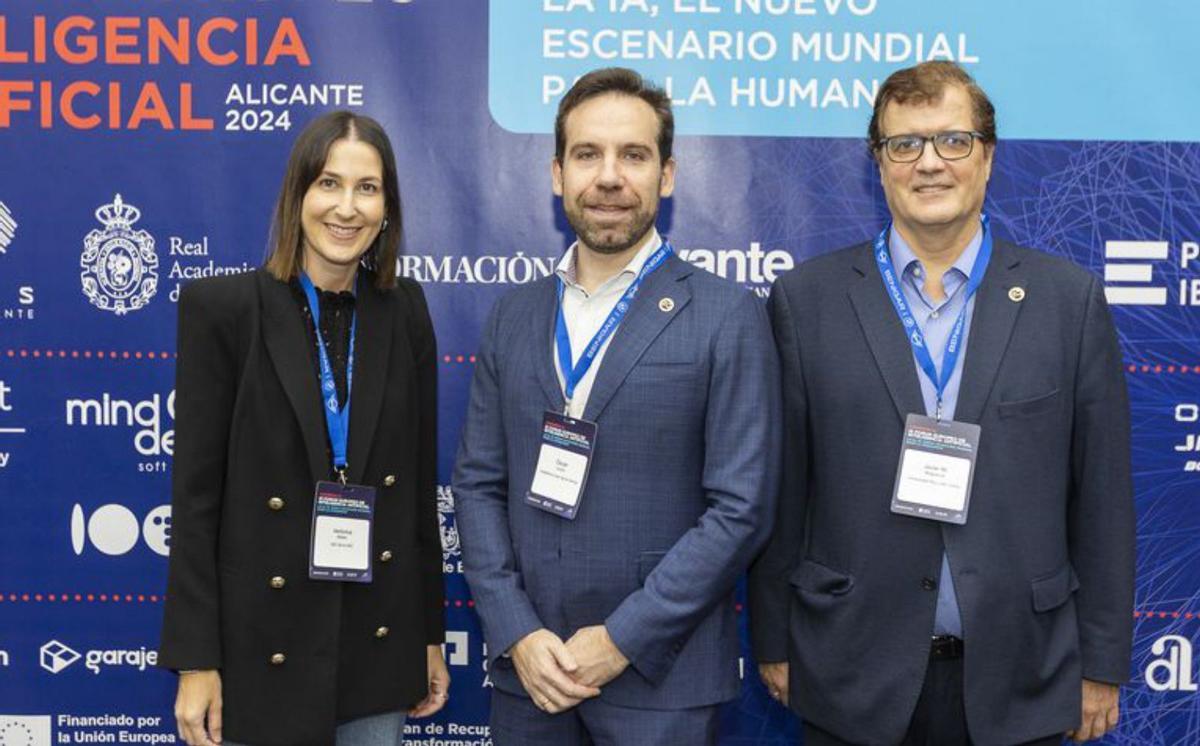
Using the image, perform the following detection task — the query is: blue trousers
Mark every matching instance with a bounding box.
[222,710,406,746]
[489,688,718,746]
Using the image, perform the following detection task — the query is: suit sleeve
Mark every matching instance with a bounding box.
[1069,276,1135,683]
[401,279,446,644]
[748,278,809,664]
[604,289,782,684]
[452,299,545,667]
[158,282,238,671]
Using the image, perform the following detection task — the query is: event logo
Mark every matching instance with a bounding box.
[80,195,158,315]
[70,504,171,557]
[444,631,469,666]
[1104,239,1200,307]
[437,486,461,567]
[0,200,15,254]
[1146,634,1198,692]
[0,715,51,746]
[39,641,81,674]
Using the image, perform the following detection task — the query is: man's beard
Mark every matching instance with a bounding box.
[566,203,658,256]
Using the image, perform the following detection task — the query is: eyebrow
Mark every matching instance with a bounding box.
[319,170,382,182]
[568,141,654,154]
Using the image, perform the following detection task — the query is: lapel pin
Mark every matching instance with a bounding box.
[1008,286,1026,303]
[658,297,675,313]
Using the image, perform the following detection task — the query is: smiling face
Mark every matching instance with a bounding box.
[552,92,675,257]
[877,84,993,250]
[299,137,385,289]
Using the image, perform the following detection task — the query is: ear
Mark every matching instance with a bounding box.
[551,157,564,197]
[980,141,995,182]
[658,157,676,198]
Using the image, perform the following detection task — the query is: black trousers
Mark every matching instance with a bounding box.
[802,656,1064,746]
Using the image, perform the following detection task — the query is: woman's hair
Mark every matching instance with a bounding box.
[264,110,402,289]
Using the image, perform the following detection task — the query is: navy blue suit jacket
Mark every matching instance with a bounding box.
[454,253,781,709]
[749,239,1135,745]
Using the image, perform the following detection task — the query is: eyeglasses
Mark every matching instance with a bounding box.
[875,131,985,163]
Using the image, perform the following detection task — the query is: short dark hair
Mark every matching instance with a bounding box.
[868,61,996,154]
[554,67,674,164]
[265,110,402,289]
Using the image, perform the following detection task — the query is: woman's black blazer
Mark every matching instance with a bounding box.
[158,268,444,746]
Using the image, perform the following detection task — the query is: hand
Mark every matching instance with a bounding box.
[175,670,222,745]
[1066,679,1120,742]
[563,625,629,689]
[511,629,601,714]
[759,662,789,706]
[409,645,452,718]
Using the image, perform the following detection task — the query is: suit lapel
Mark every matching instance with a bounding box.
[954,240,1026,424]
[532,278,566,412]
[259,271,328,485]
[583,255,693,422]
[345,277,393,485]
[847,244,926,423]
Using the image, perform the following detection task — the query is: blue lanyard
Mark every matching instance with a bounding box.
[298,272,356,479]
[555,241,673,410]
[872,216,993,421]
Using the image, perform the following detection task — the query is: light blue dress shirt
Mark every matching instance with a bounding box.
[888,223,984,638]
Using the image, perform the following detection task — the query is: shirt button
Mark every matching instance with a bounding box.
[383,475,396,487]
[379,550,393,562]
[270,653,286,665]
[267,496,284,511]
[375,626,390,639]
[269,576,286,589]
[930,310,940,319]
[921,577,938,591]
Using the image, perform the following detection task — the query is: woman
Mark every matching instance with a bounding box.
[159,111,449,746]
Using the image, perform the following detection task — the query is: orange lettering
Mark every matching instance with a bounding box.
[104,17,141,64]
[108,81,120,129]
[245,18,258,66]
[39,80,51,127]
[0,18,30,63]
[0,81,33,127]
[197,17,237,66]
[61,81,101,129]
[264,18,309,66]
[148,17,189,65]
[55,16,97,64]
[179,83,213,130]
[127,82,173,129]
[33,16,45,63]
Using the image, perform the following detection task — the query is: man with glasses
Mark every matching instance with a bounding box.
[749,61,1133,744]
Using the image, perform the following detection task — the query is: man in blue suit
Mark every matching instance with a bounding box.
[453,67,781,745]
[749,62,1134,744]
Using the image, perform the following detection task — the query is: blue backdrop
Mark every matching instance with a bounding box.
[1,2,1197,744]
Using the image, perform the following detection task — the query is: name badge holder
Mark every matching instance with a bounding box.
[525,242,672,519]
[298,272,376,582]
[876,218,993,525]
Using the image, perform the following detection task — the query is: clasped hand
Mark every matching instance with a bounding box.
[511,626,628,713]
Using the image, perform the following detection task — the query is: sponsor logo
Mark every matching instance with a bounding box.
[1103,239,1200,307]
[0,715,51,746]
[71,504,171,557]
[0,380,19,470]
[399,242,793,296]
[0,201,16,254]
[65,391,175,472]
[444,631,469,666]
[1146,634,1198,692]
[1173,404,1200,472]
[80,195,158,316]
[437,486,461,560]
[39,641,80,674]
[39,641,158,676]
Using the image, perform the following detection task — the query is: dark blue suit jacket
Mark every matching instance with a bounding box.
[454,254,781,709]
[749,239,1135,745]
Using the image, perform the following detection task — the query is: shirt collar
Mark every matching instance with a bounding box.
[889,221,984,282]
[555,230,663,292]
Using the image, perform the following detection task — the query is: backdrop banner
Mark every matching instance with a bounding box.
[1,1,1197,744]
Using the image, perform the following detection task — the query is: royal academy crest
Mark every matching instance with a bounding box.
[81,194,158,315]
